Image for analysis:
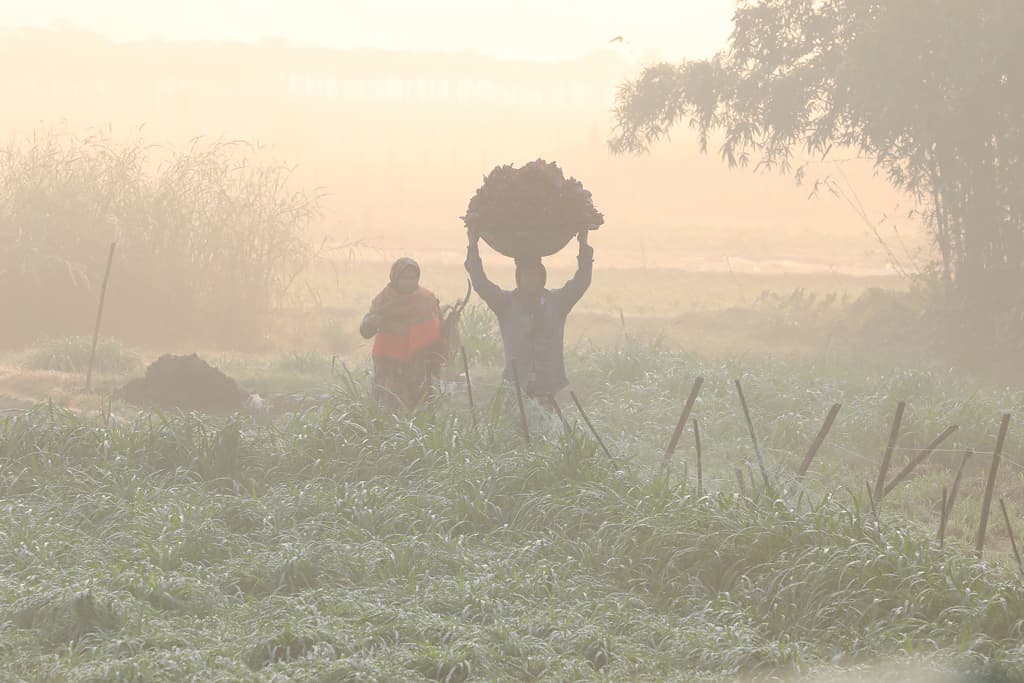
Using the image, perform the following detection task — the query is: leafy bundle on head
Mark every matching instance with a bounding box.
[462,159,604,259]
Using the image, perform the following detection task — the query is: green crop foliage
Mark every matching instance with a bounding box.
[3,324,1024,680]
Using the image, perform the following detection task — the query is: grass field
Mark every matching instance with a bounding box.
[3,310,1024,681]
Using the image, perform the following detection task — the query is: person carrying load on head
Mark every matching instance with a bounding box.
[360,257,444,413]
[464,227,593,407]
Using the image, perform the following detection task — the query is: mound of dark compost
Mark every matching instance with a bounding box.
[120,353,246,414]
[462,159,604,259]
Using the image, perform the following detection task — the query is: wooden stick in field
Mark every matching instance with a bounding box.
[734,379,769,488]
[882,425,959,497]
[510,359,530,445]
[976,414,1011,558]
[661,376,704,477]
[85,242,117,392]
[938,487,949,548]
[1000,498,1024,578]
[945,449,974,519]
[866,481,878,520]
[798,403,842,478]
[874,401,906,501]
[550,396,570,433]
[570,391,617,468]
[460,346,476,427]
[694,418,703,496]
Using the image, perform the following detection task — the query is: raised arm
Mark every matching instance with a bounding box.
[553,230,594,311]
[464,229,508,312]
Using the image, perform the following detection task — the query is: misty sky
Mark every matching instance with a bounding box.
[2,0,734,60]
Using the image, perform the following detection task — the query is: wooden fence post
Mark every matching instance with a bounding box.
[874,401,906,501]
[798,403,842,478]
[85,242,117,391]
[976,414,1011,558]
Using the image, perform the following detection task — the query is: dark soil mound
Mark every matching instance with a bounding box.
[120,354,246,414]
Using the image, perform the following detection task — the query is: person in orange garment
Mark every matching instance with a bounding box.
[359,258,444,412]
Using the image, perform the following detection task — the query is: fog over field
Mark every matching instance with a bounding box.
[3,3,1023,682]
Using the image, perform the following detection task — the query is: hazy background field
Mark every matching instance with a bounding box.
[0,23,930,380]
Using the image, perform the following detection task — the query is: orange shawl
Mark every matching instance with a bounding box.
[369,284,442,361]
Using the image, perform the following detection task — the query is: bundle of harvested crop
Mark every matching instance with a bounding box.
[462,159,604,259]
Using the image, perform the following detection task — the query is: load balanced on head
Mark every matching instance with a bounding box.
[462,159,604,407]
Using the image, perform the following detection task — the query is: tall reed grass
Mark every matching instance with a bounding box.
[0,128,320,348]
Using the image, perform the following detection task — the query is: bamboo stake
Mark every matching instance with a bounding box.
[551,396,570,432]
[938,487,949,548]
[976,414,1011,558]
[460,346,476,427]
[734,379,769,488]
[570,391,617,468]
[945,449,974,519]
[85,242,117,392]
[798,403,842,478]
[661,376,704,476]
[882,425,959,497]
[874,401,906,501]
[866,481,878,520]
[1000,498,1024,578]
[694,418,703,496]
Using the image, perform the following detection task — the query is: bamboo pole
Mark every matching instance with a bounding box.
[1000,498,1024,578]
[570,391,617,468]
[866,481,878,520]
[551,396,570,432]
[873,401,906,501]
[661,376,704,477]
[945,449,974,519]
[882,425,959,497]
[460,346,476,427]
[734,379,769,488]
[85,242,117,391]
[798,403,842,478]
[976,414,1011,558]
[938,487,949,547]
[694,418,703,496]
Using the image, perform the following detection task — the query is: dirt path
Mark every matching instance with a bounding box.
[0,393,34,415]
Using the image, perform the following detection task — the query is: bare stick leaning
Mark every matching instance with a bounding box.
[798,403,842,478]
[976,413,1011,558]
[865,481,878,520]
[460,346,476,427]
[945,449,974,519]
[569,391,617,468]
[661,376,704,477]
[882,425,959,498]
[938,487,949,547]
[694,418,703,496]
[1000,498,1024,578]
[550,396,570,432]
[510,359,530,445]
[85,242,117,392]
[874,401,906,501]
[734,379,770,488]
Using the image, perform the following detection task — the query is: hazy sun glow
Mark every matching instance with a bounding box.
[1,0,734,61]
